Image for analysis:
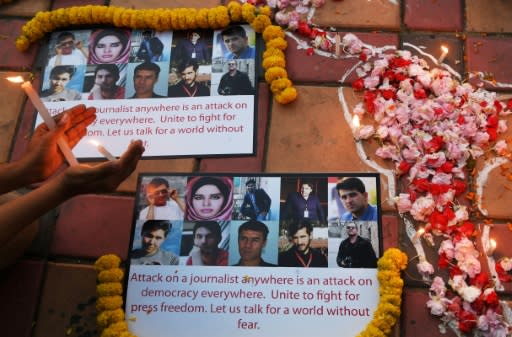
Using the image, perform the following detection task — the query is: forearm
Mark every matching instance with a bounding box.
[0,174,71,247]
[0,160,39,193]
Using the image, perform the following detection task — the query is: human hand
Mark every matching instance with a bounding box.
[58,140,145,198]
[169,188,179,201]
[21,104,96,183]
[75,40,83,50]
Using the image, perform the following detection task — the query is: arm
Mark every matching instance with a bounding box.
[0,104,96,193]
[75,40,89,60]
[0,140,144,248]
[169,189,186,213]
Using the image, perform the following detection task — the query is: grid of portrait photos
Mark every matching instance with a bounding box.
[40,25,257,101]
[129,173,382,268]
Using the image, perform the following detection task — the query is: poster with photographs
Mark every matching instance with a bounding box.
[38,26,258,158]
[126,173,382,337]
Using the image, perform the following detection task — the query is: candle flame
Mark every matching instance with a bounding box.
[490,239,496,249]
[417,228,425,235]
[441,46,449,54]
[352,115,360,128]
[89,139,100,147]
[6,76,25,83]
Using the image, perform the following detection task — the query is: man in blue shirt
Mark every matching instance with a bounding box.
[220,25,255,60]
[336,177,378,221]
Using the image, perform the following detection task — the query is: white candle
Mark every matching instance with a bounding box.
[487,239,497,256]
[7,76,78,166]
[352,114,361,140]
[89,140,116,161]
[437,46,449,64]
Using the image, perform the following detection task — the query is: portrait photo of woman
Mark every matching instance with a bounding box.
[88,29,131,64]
[185,176,233,221]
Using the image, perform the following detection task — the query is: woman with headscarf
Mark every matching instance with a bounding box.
[88,29,131,64]
[185,176,233,221]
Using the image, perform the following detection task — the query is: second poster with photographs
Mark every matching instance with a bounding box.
[130,173,382,268]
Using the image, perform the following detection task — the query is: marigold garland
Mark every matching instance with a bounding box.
[15,3,297,104]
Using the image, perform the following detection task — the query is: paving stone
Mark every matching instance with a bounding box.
[33,262,98,337]
[312,0,400,30]
[382,214,398,251]
[466,36,512,90]
[200,83,269,172]
[110,0,221,9]
[0,71,27,163]
[466,0,512,33]
[52,0,104,9]
[286,32,399,84]
[474,112,512,219]
[401,33,464,76]
[0,259,45,337]
[266,85,396,211]
[402,288,457,337]
[0,0,50,16]
[404,0,463,31]
[51,195,136,259]
[0,19,40,69]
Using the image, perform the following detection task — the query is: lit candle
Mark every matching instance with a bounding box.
[7,76,78,166]
[89,140,116,161]
[412,227,425,244]
[437,46,449,64]
[487,239,497,256]
[352,114,361,140]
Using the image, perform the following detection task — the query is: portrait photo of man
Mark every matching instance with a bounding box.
[218,25,255,60]
[231,220,277,266]
[336,221,378,268]
[283,180,326,224]
[278,219,327,268]
[128,62,166,98]
[336,177,378,221]
[217,60,254,96]
[167,59,210,97]
[131,220,180,265]
[138,177,185,221]
[87,64,125,100]
[240,179,271,221]
[47,31,88,68]
[186,221,228,266]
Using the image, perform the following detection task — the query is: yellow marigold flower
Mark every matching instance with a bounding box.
[96,295,123,311]
[185,8,198,29]
[216,6,230,28]
[112,8,124,27]
[380,294,402,307]
[97,308,125,329]
[95,255,121,272]
[263,25,284,42]
[103,6,117,25]
[358,324,386,337]
[159,9,172,31]
[176,8,188,30]
[16,36,30,52]
[196,8,210,29]
[275,87,297,104]
[98,268,124,283]
[270,78,292,94]
[207,8,219,29]
[250,14,271,33]
[265,66,288,83]
[263,47,285,60]
[262,55,286,70]
[266,37,288,50]
[227,1,242,22]
[241,3,256,24]
[97,282,123,297]
[258,6,273,18]
[100,321,129,337]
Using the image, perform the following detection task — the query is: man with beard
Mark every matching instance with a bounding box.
[88,64,125,100]
[186,221,228,266]
[336,222,377,268]
[217,61,254,95]
[131,220,179,265]
[139,177,185,220]
[167,60,210,97]
[278,219,327,267]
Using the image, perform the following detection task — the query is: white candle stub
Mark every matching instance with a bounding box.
[487,238,497,256]
[437,46,449,64]
[352,115,361,140]
[89,140,116,161]
[7,76,78,166]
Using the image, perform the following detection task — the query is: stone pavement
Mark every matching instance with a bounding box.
[1,1,512,336]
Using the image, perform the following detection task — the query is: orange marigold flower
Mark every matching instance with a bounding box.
[98,268,124,283]
[227,1,243,22]
[263,55,286,70]
[275,87,297,104]
[270,78,292,94]
[95,254,121,271]
[263,25,285,42]
[264,66,288,83]
[250,14,272,33]
[97,282,123,297]
[266,37,288,50]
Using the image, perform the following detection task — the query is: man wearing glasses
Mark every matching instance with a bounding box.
[336,177,378,221]
[217,60,254,96]
[139,177,185,220]
[336,222,377,268]
[47,31,88,68]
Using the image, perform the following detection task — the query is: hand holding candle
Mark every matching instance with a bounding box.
[7,76,78,166]
[89,140,116,161]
